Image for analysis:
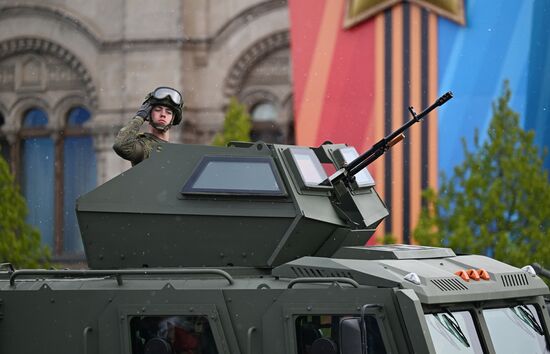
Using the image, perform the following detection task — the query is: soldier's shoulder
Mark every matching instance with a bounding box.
[140,132,158,140]
[140,133,164,146]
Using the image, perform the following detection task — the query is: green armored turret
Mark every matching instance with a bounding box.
[77,141,388,269]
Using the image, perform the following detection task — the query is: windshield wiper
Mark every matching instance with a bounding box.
[434,311,471,348]
[512,305,544,336]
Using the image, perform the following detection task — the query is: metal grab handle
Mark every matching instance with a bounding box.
[83,326,93,354]
[9,268,234,287]
[287,277,359,289]
[0,263,14,274]
[247,327,257,354]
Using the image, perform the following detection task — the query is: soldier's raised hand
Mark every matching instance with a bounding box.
[136,101,152,121]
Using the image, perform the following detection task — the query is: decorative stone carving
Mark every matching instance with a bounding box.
[210,0,289,50]
[2,53,84,94]
[47,59,82,90]
[240,89,279,108]
[224,31,289,97]
[0,64,14,90]
[0,37,98,107]
[18,55,45,91]
[244,48,290,86]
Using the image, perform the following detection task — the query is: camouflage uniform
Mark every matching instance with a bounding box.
[113,116,165,166]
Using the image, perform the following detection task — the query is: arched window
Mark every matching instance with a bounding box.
[62,107,97,253]
[20,108,55,248]
[0,39,99,263]
[17,106,97,260]
[250,101,283,143]
[251,102,277,122]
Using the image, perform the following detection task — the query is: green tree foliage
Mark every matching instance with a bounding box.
[212,97,252,146]
[377,233,396,245]
[414,81,550,270]
[0,155,50,268]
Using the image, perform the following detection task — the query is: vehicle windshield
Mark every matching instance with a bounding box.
[424,310,483,353]
[483,305,549,354]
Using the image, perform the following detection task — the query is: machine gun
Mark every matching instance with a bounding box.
[321,91,453,187]
[323,91,453,228]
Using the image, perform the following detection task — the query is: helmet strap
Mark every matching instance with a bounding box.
[150,120,172,133]
[149,113,174,133]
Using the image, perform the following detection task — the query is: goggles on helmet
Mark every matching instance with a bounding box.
[151,87,183,106]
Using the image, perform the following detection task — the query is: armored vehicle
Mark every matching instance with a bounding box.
[1,93,549,353]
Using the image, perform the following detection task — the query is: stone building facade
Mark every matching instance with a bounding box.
[0,0,292,261]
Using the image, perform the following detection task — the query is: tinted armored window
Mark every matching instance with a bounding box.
[182,155,286,196]
[285,147,328,188]
[424,310,483,353]
[130,315,218,354]
[295,314,387,354]
[483,305,548,354]
[333,147,376,188]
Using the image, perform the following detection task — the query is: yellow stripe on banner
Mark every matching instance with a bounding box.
[372,13,386,239]
[428,12,438,191]
[391,4,403,244]
[409,4,422,243]
[296,0,343,146]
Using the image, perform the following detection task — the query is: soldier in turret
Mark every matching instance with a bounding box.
[113,86,184,166]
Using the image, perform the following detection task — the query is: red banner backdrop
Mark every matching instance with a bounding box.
[289,0,443,243]
[291,0,380,152]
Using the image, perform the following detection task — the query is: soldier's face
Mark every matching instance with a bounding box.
[151,105,174,127]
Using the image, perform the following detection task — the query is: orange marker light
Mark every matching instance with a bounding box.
[478,269,490,280]
[467,269,480,281]
[455,270,470,281]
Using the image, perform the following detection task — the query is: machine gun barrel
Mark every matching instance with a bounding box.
[532,263,550,280]
[324,91,452,186]
[347,91,452,176]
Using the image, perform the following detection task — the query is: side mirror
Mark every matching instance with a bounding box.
[339,317,363,354]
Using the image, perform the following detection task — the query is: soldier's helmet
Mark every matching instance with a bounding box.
[145,87,184,125]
